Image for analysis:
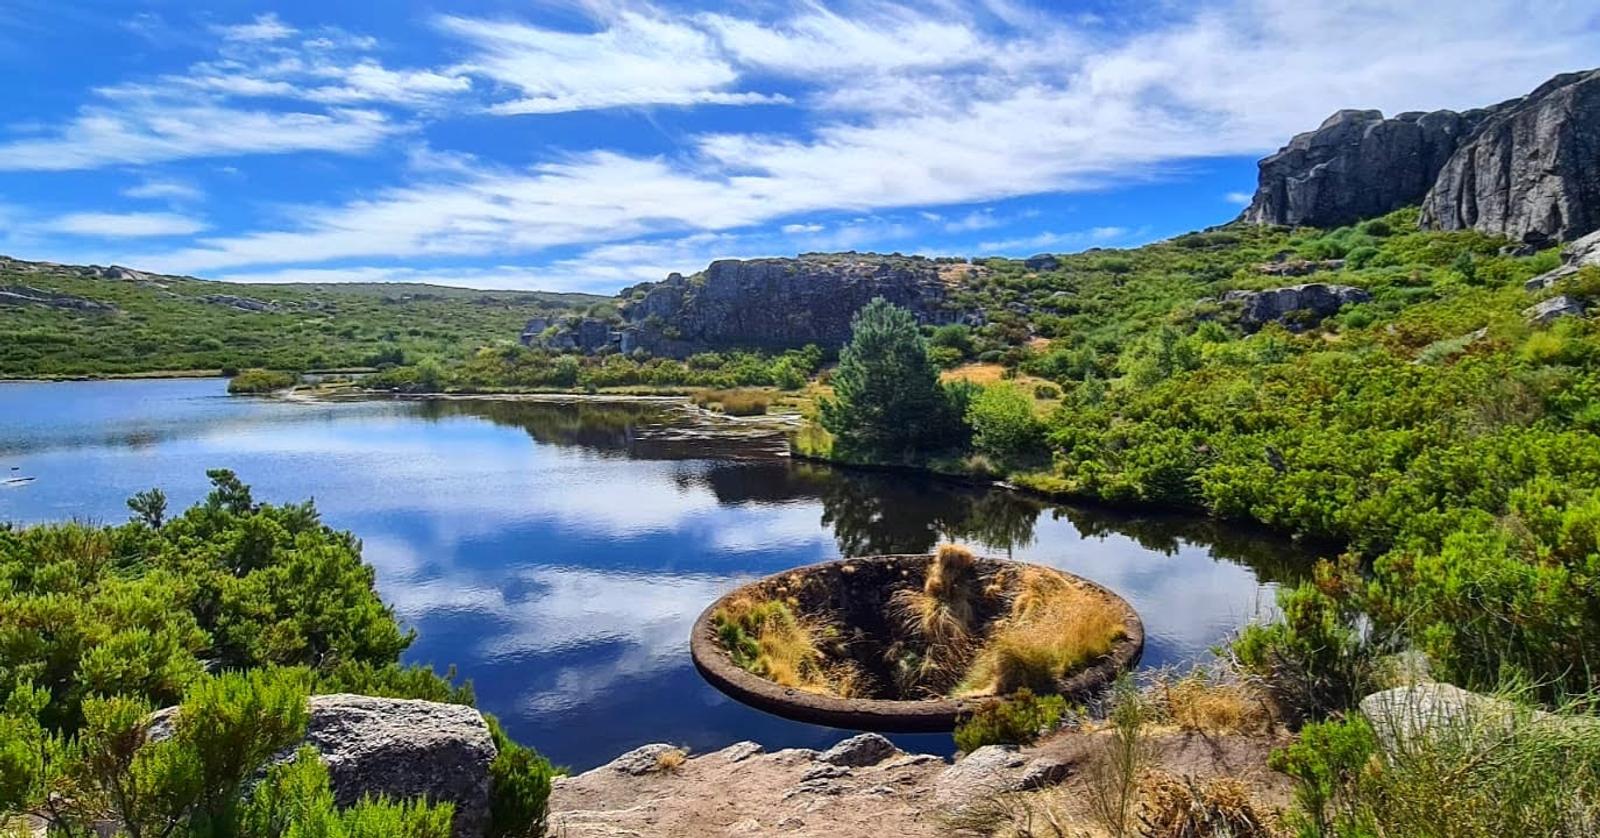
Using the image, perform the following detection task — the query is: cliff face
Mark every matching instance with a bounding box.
[527,253,974,357]
[1245,68,1600,243]
[1420,70,1600,245]
[1241,108,1481,229]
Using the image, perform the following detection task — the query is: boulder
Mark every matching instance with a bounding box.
[1359,684,1526,754]
[932,745,1029,807]
[1221,283,1371,331]
[1523,295,1586,325]
[1023,254,1060,272]
[200,293,277,313]
[1524,228,1600,290]
[150,694,496,838]
[817,733,897,767]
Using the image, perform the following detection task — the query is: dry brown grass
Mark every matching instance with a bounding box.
[1137,770,1280,837]
[652,748,689,773]
[940,362,1010,386]
[691,388,770,416]
[1162,676,1274,736]
[960,568,1126,696]
[890,545,982,694]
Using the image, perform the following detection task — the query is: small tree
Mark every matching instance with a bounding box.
[966,383,1044,464]
[820,299,954,459]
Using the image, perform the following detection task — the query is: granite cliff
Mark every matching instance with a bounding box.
[524,253,978,358]
[1244,68,1600,244]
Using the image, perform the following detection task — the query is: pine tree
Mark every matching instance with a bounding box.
[820,298,953,458]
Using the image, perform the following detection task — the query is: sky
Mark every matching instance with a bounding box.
[0,1,1596,294]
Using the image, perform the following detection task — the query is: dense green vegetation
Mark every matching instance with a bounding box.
[0,260,599,377]
[0,472,554,835]
[227,368,298,394]
[365,343,826,394]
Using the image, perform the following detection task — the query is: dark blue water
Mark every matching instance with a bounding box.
[0,378,1315,769]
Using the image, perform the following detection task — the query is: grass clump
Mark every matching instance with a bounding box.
[1158,673,1275,736]
[691,388,770,416]
[891,544,981,694]
[1137,771,1279,838]
[960,568,1126,696]
[954,688,1068,753]
[227,368,297,394]
[1274,691,1600,838]
[712,596,855,696]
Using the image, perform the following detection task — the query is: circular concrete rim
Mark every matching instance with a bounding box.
[690,553,1145,733]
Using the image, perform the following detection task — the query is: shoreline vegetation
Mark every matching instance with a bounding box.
[10,205,1600,832]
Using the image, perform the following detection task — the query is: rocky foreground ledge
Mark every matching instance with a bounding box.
[550,730,1289,837]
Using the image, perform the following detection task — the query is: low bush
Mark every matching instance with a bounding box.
[953,688,1068,753]
[227,368,297,394]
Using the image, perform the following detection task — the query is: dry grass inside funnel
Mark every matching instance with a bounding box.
[959,567,1127,696]
[712,595,858,696]
[890,545,983,694]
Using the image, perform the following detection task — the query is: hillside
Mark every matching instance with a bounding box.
[0,256,605,377]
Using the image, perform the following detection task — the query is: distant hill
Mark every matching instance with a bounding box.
[0,255,606,377]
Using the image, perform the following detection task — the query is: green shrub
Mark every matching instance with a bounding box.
[953,688,1067,753]
[486,715,557,838]
[966,383,1045,464]
[227,368,297,394]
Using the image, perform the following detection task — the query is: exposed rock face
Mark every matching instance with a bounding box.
[1222,283,1371,331]
[150,694,496,838]
[525,253,968,358]
[1523,294,1586,325]
[817,734,896,767]
[1524,228,1600,290]
[0,284,118,312]
[1422,70,1600,245]
[199,293,277,313]
[1242,108,1479,229]
[1246,68,1600,243]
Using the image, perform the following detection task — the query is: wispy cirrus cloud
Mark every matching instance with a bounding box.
[44,211,207,238]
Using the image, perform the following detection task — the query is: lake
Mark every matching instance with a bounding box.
[0,378,1316,769]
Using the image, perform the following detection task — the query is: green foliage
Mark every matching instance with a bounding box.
[228,369,298,394]
[953,688,1067,753]
[820,298,963,459]
[965,383,1045,465]
[0,263,597,378]
[485,715,557,838]
[1275,696,1600,838]
[1,479,555,836]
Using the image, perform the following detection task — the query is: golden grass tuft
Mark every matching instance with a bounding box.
[1163,675,1273,736]
[1137,770,1280,837]
[890,545,982,694]
[959,568,1126,696]
[652,747,688,773]
[711,595,858,697]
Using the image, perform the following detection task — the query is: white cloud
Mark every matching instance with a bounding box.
[214,13,296,43]
[1224,190,1253,205]
[0,104,397,171]
[46,211,207,237]
[438,12,786,115]
[780,223,823,234]
[979,225,1132,253]
[123,177,205,202]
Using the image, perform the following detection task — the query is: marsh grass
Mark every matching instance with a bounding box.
[691,388,770,416]
[1136,771,1279,838]
[711,595,857,696]
[1157,672,1275,736]
[960,568,1126,696]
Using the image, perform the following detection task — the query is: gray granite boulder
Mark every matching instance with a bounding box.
[817,733,897,767]
[1222,283,1371,331]
[1524,295,1586,325]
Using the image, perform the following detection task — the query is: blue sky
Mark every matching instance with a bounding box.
[0,1,1597,293]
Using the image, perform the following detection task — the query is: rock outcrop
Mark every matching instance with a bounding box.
[1421,70,1600,245]
[524,253,972,358]
[1245,68,1600,243]
[1524,228,1600,290]
[0,284,118,312]
[1221,283,1371,331]
[1242,108,1479,229]
[150,694,496,838]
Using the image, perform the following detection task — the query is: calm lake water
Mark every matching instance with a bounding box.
[0,378,1318,769]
